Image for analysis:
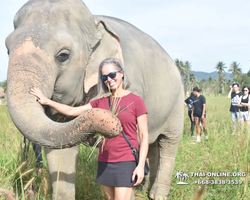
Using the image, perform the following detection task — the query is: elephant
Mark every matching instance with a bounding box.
[6,0,184,199]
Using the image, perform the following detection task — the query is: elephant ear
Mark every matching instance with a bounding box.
[84,18,124,94]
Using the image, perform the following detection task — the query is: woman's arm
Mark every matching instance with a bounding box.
[248,95,250,108]
[29,87,92,117]
[191,106,194,121]
[238,96,243,107]
[132,114,149,186]
[137,114,149,168]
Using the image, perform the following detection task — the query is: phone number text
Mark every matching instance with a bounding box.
[194,180,243,185]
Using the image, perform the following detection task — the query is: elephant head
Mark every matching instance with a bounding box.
[5,0,123,148]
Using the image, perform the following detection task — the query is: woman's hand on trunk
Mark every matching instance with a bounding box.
[29,86,92,117]
[29,87,50,105]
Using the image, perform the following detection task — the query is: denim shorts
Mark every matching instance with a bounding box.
[241,111,250,121]
[231,112,240,122]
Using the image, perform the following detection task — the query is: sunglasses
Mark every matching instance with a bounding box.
[101,71,121,81]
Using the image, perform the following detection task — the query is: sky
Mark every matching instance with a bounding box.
[0,0,250,82]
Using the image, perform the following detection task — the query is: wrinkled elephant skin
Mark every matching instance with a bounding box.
[6,0,183,199]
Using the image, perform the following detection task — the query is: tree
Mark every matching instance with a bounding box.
[236,74,250,87]
[220,75,227,94]
[207,76,213,85]
[211,78,220,96]
[205,76,214,95]
[175,59,191,77]
[0,80,7,92]
[215,62,227,94]
[175,59,192,95]
[175,59,185,77]
[199,78,206,93]
[184,61,192,73]
[228,61,242,81]
[247,70,250,77]
[189,73,196,91]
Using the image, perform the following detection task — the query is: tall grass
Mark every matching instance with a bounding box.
[0,104,50,200]
[0,96,249,199]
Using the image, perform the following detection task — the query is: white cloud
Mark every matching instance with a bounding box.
[1,0,250,82]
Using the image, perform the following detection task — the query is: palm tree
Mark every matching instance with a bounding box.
[207,76,214,95]
[207,76,213,86]
[228,61,242,81]
[215,61,227,94]
[189,73,196,91]
[183,75,189,94]
[199,78,206,93]
[212,78,220,96]
[175,59,192,95]
[184,61,192,92]
[215,61,226,80]
[175,59,191,77]
[175,59,185,77]
[184,61,191,73]
[220,75,227,94]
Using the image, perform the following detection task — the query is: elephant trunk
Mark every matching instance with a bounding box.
[7,44,121,148]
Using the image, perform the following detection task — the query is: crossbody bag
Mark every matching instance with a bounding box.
[108,96,149,175]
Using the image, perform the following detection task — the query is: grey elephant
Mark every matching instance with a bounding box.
[6,0,184,199]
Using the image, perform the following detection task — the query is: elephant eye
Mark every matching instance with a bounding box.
[56,52,69,63]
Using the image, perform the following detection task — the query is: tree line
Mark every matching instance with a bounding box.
[175,59,250,96]
[0,60,249,97]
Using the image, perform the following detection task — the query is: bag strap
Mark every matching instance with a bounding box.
[108,96,137,153]
[121,131,134,150]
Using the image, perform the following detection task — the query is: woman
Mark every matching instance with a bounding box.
[29,57,149,200]
[238,86,250,128]
[184,92,196,136]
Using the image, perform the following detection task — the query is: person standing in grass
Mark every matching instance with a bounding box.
[29,57,149,200]
[228,83,243,135]
[191,87,207,143]
[32,143,43,173]
[184,92,196,136]
[238,86,250,130]
[23,137,43,174]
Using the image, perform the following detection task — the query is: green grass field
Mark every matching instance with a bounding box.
[0,96,249,200]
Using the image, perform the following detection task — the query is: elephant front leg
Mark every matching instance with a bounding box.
[44,146,79,200]
[149,134,180,200]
